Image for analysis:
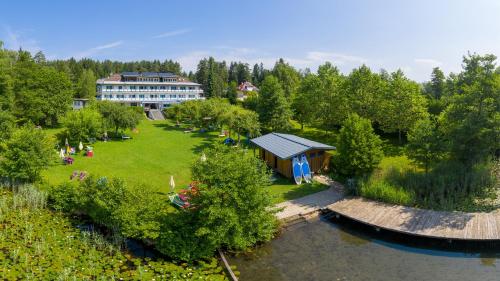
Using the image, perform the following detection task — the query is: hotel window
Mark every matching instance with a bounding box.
[106,85,112,90]
[189,86,195,90]
[150,86,155,90]
[130,95,136,98]
[130,86,136,90]
[179,94,185,98]
[188,95,195,98]
[96,95,102,99]
[160,94,166,98]
[139,86,144,90]
[139,94,145,98]
[171,86,177,90]
[180,86,186,90]
[160,86,166,90]
[170,94,176,98]
[118,86,123,90]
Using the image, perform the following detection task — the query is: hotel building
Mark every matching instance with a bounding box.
[96,72,204,110]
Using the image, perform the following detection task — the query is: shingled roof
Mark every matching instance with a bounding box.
[250,133,335,159]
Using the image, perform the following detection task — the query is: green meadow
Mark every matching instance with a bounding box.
[43,119,328,203]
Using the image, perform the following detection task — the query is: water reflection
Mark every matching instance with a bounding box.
[229,216,500,281]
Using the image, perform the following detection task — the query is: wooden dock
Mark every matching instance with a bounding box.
[327,197,500,240]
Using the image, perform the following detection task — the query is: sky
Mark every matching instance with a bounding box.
[1,0,500,81]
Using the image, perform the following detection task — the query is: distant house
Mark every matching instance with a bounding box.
[238,81,259,92]
[72,98,89,110]
[250,133,335,179]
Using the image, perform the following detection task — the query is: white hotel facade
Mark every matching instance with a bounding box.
[96,72,204,109]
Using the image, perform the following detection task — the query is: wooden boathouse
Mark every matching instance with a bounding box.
[250,133,335,179]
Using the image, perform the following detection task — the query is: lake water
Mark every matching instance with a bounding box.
[229,216,500,281]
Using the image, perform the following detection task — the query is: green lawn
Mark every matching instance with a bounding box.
[43,119,328,200]
[268,176,330,204]
[43,120,217,192]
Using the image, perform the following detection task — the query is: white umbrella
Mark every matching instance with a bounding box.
[65,138,69,147]
[78,141,83,151]
[59,148,65,159]
[200,153,207,162]
[169,175,175,193]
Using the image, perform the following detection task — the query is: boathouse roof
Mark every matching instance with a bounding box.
[250,133,335,159]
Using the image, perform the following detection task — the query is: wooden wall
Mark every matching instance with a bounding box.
[258,148,331,179]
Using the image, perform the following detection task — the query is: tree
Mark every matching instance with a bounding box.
[429,67,445,99]
[0,110,15,142]
[406,118,444,173]
[293,73,321,130]
[0,125,56,184]
[33,51,46,65]
[158,145,278,261]
[62,107,102,143]
[317,63,348,133]
[440,53,500,167]
[225,107,260,142]
[272,58,300,98]
[75,69,96,100]
[343,65,385,122]
[257,75,292,131]
[226,81,238,104]
[378,70,429,143]
[12,54,73,126]
[333,114,383,177]
[251,63,267,86]
[97,101,141,135]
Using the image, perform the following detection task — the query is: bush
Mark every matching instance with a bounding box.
[61,107,102,143]
[49,176,168,241]
[0,125,56,184]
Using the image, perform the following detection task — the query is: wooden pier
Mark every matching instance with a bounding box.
[327,198,500,240]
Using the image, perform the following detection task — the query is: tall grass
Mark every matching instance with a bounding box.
[11,185,47,210]
[357,158,498,211]
[359,180,415,206]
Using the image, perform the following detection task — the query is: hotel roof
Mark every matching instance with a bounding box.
[250,133,335,159]
[121,72,177,78]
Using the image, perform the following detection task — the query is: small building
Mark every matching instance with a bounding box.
[250,133,335,179]
[238,81,259,92]
[72,98,89,110]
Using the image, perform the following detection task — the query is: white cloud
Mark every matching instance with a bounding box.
[153,28,191,39]
[2,25,40,53]
[73,40,123,59]
[176,51,211,71]
[306,51,367,65]
[414,58,443,67]
[175,47,368,73]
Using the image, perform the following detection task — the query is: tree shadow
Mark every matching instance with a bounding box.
[395,204,476,237]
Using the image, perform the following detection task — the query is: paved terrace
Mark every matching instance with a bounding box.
[275,175,344,220]
[327,197,500,240]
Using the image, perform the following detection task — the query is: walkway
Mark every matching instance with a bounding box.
[327,197,500,240]
[275,175,344,220]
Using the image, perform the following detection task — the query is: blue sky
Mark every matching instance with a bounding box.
[1,0,500,81]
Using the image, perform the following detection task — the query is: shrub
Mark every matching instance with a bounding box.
[0,125,56,184]
[49,176,168,241]
[61,107,102,143]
